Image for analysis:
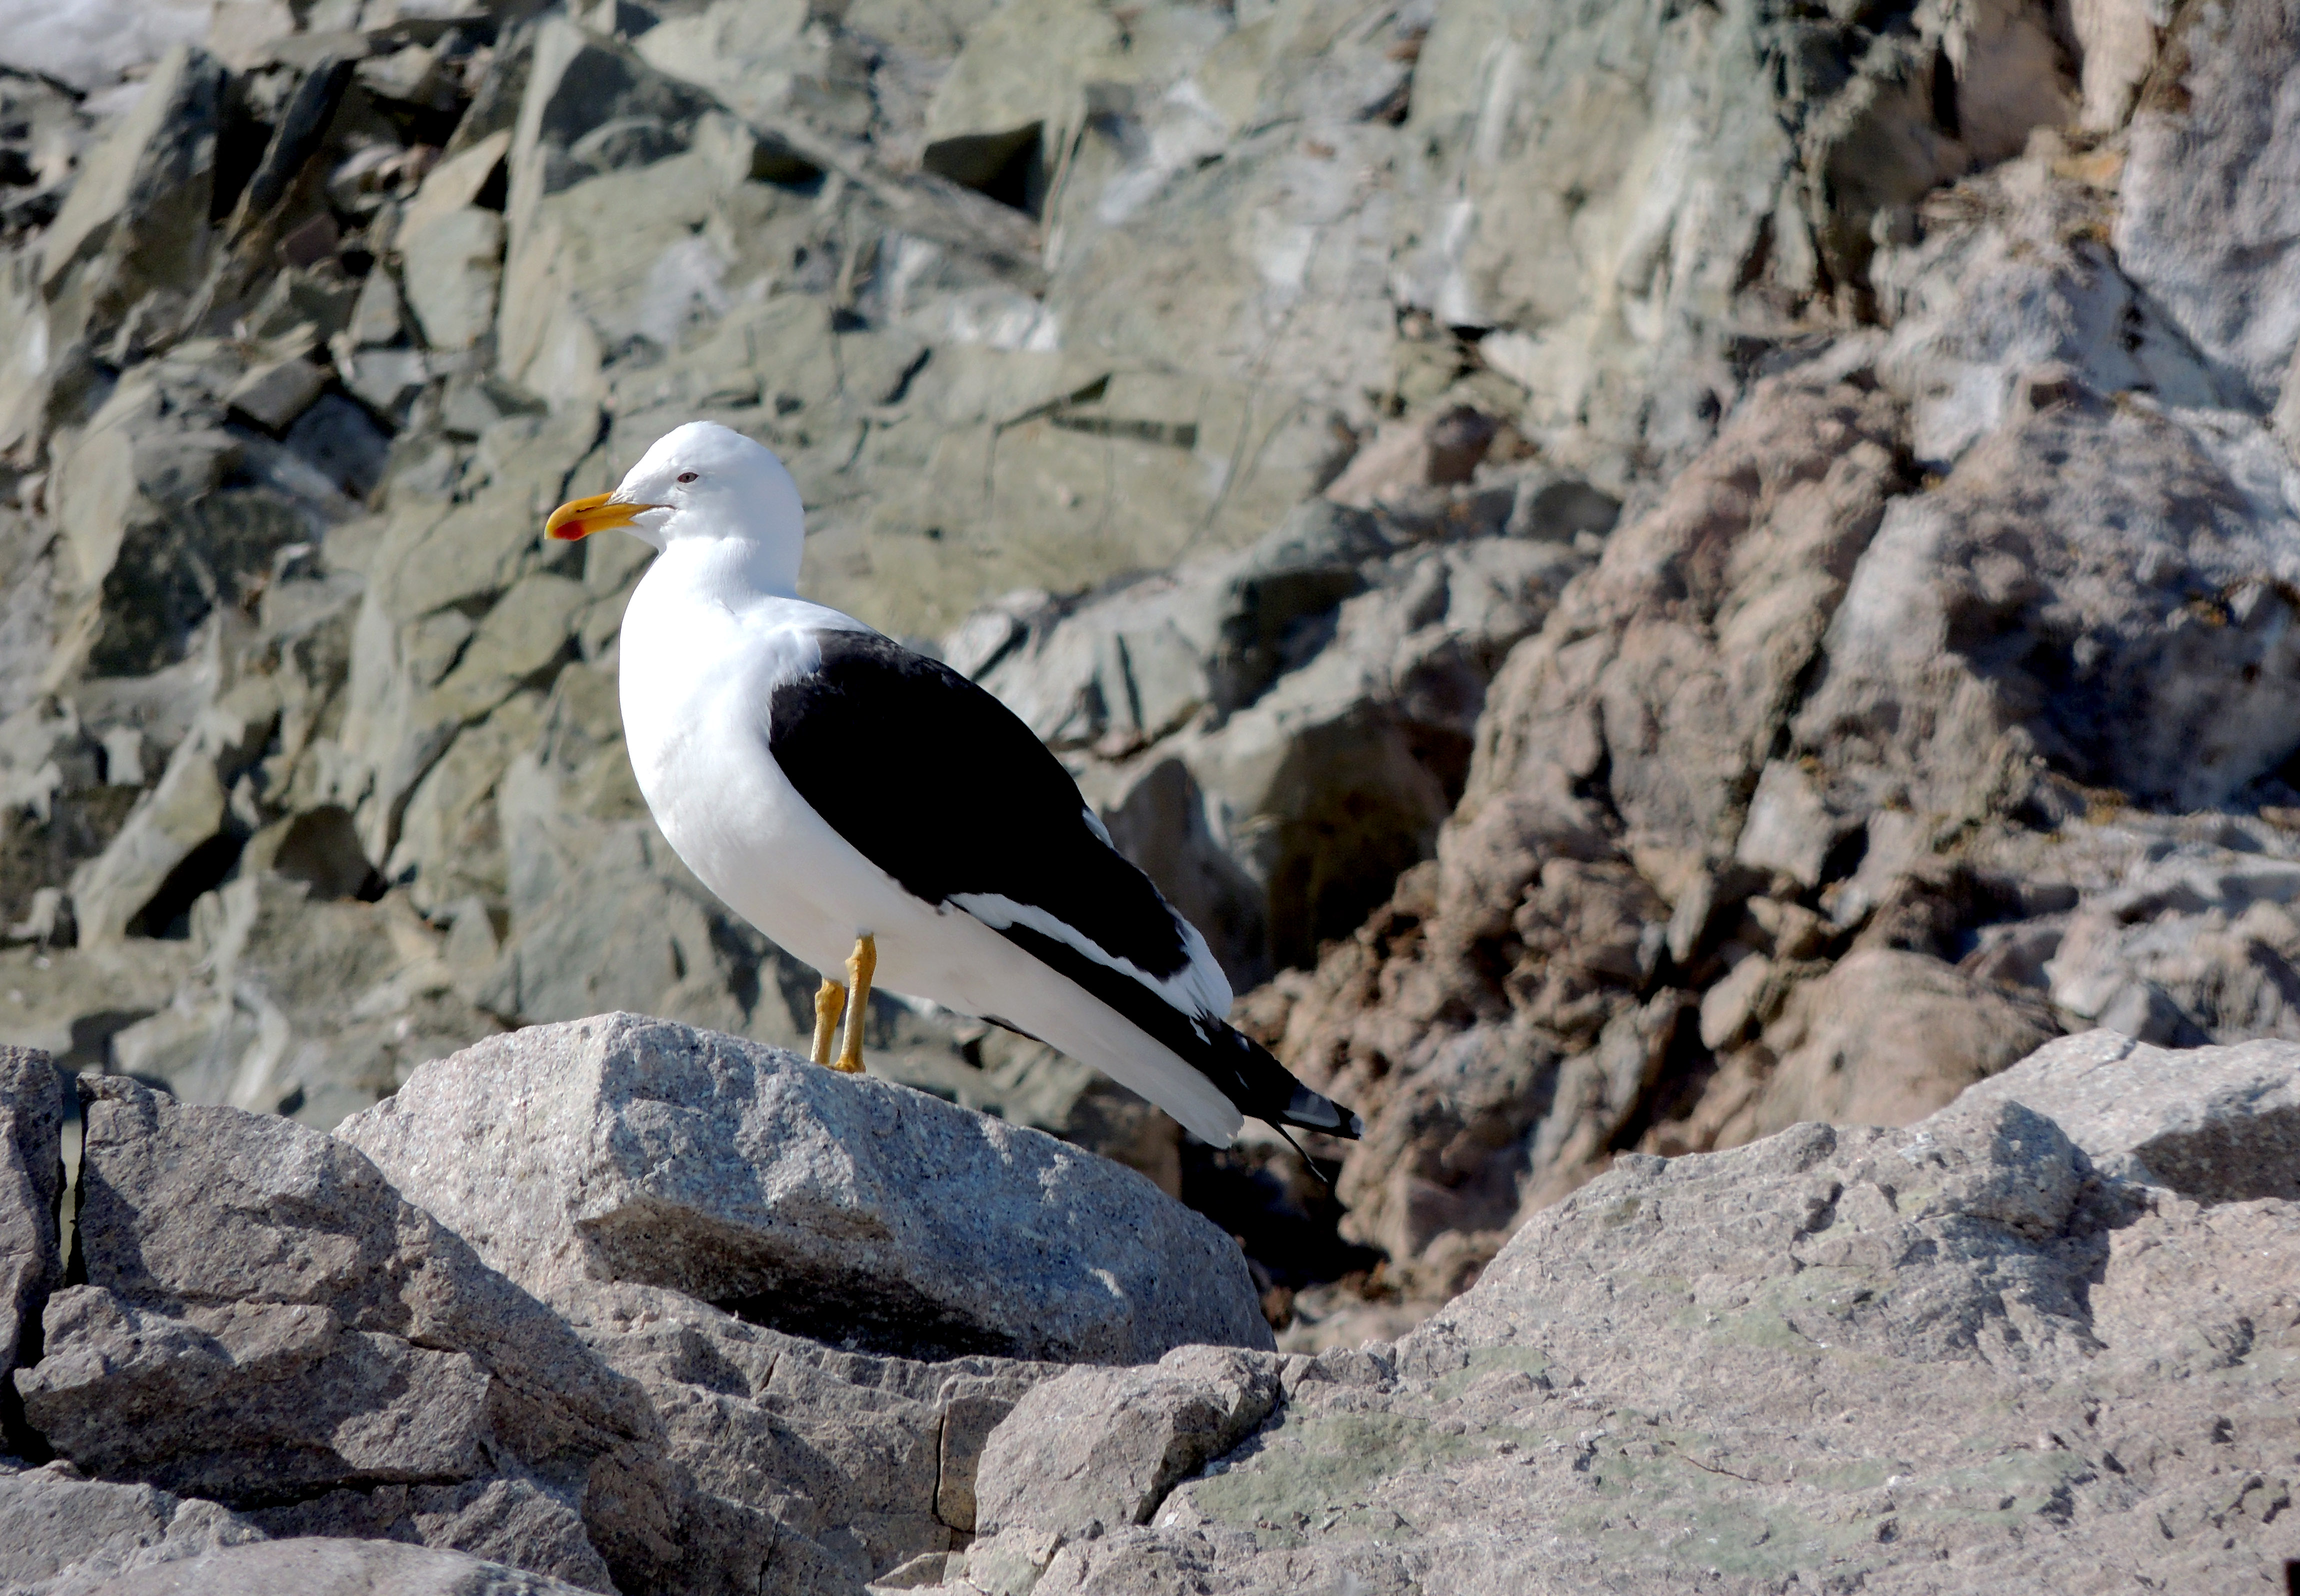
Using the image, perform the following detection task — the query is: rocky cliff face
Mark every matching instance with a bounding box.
[0,0,2298,1338]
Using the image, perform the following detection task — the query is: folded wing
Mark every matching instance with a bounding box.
[762,627,1359,1143]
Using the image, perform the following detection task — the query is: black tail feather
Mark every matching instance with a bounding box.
[1229,1029,1362,1140]
[986,920,1366,1140]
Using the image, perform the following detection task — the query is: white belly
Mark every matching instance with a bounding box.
[617,572,1006,1008]
[630,700,1124,1038]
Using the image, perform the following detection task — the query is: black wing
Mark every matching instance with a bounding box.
[765,626,1362,1140]
[766,628,1202,992]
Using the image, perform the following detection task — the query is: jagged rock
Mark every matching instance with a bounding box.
[1250,374,1908,1279]
[2114,0,2300,416]
[960,494,1593,984]
[222,358,326,434]
[1959,1030,2300,1203]
[1954,810,2300,1048]
[0,1045,62,1433]
[1254,77,2300,1270]
[1870,144,2220,468]
[468,820,746,1031]
[634,0,852,132]
[496,18,723,398]
[0,1462,267,1596]
[66,690,273,944]
[0,940,202,1078]
[202,2,296,75]
[1792,390,2300,817]
[1698,947,2060,1149]
[1322,406,1502,509]
[572,1279,1044,1582]
[397,208,504,352]
[38,45,224,326]
[919,0,1218,198]
[105,872,502,1128]
[4,1049,1055,1595]
[333,346,429,422]
[73,1536,604,1596]
[14,1076,672,1592]
[802,352,1358,640]
[972,1346,1280,1541]
[398,131,513,248]
[1,0,2298,1506]
[24,1035,2297,1594]
[44,336,368,700]
[337,1013,1274,1364]
[342,264,406,350]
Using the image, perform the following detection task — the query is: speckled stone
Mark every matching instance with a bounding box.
[338,1012,1273,1364]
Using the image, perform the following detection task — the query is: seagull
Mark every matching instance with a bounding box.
[544,420,1362,1152]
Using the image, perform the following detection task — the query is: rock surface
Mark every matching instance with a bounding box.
[0,1045,62,1439]
[337,1012,1272,1364]
[0,1462,266,1596]
[4,1029,1073,1593]
[1250,82,2300,1292]
[19,1074,660,1592]
[8,1025,2300,1592]
[1960,1028,2300,1203]
[76,1537,604,1596]
[972,1345,1280,1541]
[907,1054,2300,1594]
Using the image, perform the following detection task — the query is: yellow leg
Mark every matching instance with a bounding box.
[836,933,876,1074]
[811,978,846,1068]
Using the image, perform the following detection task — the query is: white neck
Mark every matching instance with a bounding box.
[649,532,800,602]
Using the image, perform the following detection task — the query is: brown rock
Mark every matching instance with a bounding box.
[1252,376,1908,1280]
[1322,405,1501,508]
[1717,948,2060,1145]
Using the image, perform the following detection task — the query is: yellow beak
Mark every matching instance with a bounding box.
[545,492,662,540]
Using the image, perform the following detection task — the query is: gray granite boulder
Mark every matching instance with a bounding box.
[0,1046,62,1428]
[0,1463,266,1596]
[10,1046,1052,1591]
[972,1345,1280,1541]
[13,1076,665,1592]
[74,1536,603,1596]
[1953,1029,2300,1204]
[576,1280,1045,1579]
[337,1014,1273,1364]
[904,1088,2300,1593]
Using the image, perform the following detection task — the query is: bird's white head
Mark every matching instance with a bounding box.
[544,420,805,593]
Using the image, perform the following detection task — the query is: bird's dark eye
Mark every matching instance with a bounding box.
[676,472,698,484]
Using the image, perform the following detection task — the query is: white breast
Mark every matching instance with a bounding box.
[615,546,856,972]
